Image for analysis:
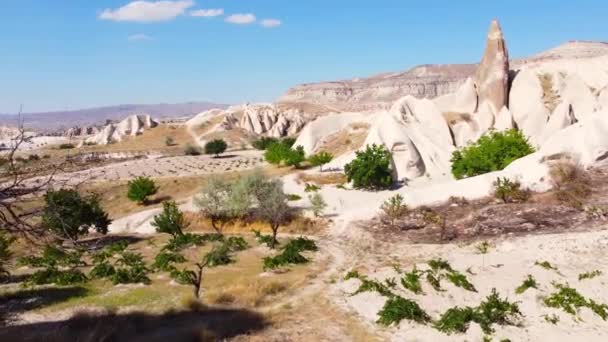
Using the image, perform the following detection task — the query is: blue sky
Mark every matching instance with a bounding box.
[1,0,607,113]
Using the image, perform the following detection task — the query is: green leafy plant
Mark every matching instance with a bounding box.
[151,200,188,238]
[127,176,158,205]
[474,289,522,334]
[253,229,279,248]
[344,144,393,190]
[252,137,279,150]
[308,152,333,171]
[223,236,249,252]
[543,314,559,325]
[262,237,317,270]
[515,275,538,294]
[450,129,535,179]
[42,189,111,242]
[351,278,394,297]
[344,270,361,280]
[377,296,431,326]
[163,233,206,252]
[427,258,453,273]
[493,177,530,203]
[304,183,320,192]
[287,194,302,201]
[445,270,477,292]
[475,241,492,254]
[434,306,476,334]
[204,139,228,157]
[264,142,306,168]
[152,250,186,272]
[381,194,409,228]
[309,192,327,217]
[543,283,608,320]
[20,246,87,286]
[535,260,558,272]
[112,251,150,285]
[579,270,602,281]
[401,267,424,294]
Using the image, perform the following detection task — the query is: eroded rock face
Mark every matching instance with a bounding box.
[475,19,510,113]
[84,114,158,145]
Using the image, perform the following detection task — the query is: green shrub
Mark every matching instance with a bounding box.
[184,143,202,156]
[427,258,453,273]
[426,272,444,292]
[434,306,476,334]
[475,289,522,334]
[344,270,361,280]
[204,139,228,157]
[377,296,431,326]
[252,137,279,150]
[401,267,424,294]
[151,201,188,238]
[262,238,316,270]
[493,177,530,203]
[543,314,559,325]
[308,152,333,171]
[42,189,111,241]
[127,176,158,204]
[163,233,205,252]
[204,244,233,267]
[264,142,305,167]
[253,229,278,248]
[90,261,116,278]
[27,268,87,286]
[475,241,492,254]
[20,246,87,286]
[544,283,608,320]
[111,251,150,284]
[450,129,535,179]
[344,144,393,190]
[535,260,559,272]
[381,194,408,227]
[284,237,318,252]
[281,137,296,148]
[351,278,394,297]
[287,194,302,201]
[224,236,249,252]
[445,270,477,292]
[152,251,186,272]
[304,183,320,192]
[515,275,538,294]
[309,192,327,217]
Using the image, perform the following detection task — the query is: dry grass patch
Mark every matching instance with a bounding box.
[297,172,347,185]
[538,73,561,113]
[316,127,368,157]
[443,112,473,125]
[549,159,592,208]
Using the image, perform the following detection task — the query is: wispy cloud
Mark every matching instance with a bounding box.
[99,0,194,23]
[260,19,281,28]
[190,8,224,17]
[225,13,256,25]
[128,33,153,41]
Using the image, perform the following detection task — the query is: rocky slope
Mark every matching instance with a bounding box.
[280,39,608,113]
[84,114,158,145]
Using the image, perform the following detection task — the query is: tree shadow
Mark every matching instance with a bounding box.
[147,195,173,205]
[0,305,268,341]
[0,286,90,326]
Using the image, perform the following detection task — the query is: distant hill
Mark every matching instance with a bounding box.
[0,102,229,132]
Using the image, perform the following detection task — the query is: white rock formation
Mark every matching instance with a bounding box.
[85,114,158,145]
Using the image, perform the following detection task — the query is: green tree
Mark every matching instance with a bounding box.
[42,189,111,242]
[344,144,393,190]
[308,152,333,171]
[204,139,228,157]
[195,177,250,235]
[381,194,408,228]
[127,176,158,205]
[264,142,306,168]
[252,137,279,150]
[151,201,188,237]
[451,129,535,179]
[309,192,327,217]
[254,179,292,249]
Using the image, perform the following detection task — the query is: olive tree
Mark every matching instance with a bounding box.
[252,179,292,249]
[204,139,228,158]
[381,194,408,228]
[195,177,250,235]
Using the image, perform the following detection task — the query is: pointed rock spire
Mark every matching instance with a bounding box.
[475,19,510,113]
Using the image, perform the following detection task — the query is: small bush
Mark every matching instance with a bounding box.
[475,289,522,334]
[544,283,608,320]
[287,194,302,201]
[445,271,477,292]
[451,129,535,179]
[493,177,530,203]
[204,139,228,157]
[377,296,431,326]
[308,152,333,171]
[434,306,476,334]
[344,144,393,190]
[253,230,278,248]
[224,236,249,252]
[344,270,361,280]
[204,244,233,267]
[21,246,87,286]
[184,143,202,156]
[152,200,188,238]
[164,233,206,252]
[89,261,116,279]
[27,268,88,286]
[351,278,394,297]
[381,194,408,227]
[535,260,558,272]
[112,251,150,284]
[309,192,327,217]
[152,251,186,272]
[262,237,317,270]
[579,270,602,281]
[127,176,158,204]
[515,275,538,294]
[264,143,305,168]
[285,237,318,252]
[304,183,320,192]
[427,258,453,273]
[426,272,444,292]
[475,241,492,254]
[401,267,424,294]
[252,137,279,150]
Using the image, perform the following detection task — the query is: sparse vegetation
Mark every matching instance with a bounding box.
[451,129,535,179]
[262,237,317,270]
[493,177,530,203]
[308,151,334,171]
[195,176,250,235]
[304,183,320,192]
[151,200,188,238]
[264,141,306,168]
[579,270,602,281]
[286,193,302,201]
[543,283,608,320]
[20,246,87,286]
[515,275,538,294]
[381,194,408,228]
[252,137,279,150]
[401,267,424,294]
[204,139,228,157]
[377,296,431,326]
[543,314,560,325]
[434,306,476,334]
[184,143,202,156]
[127,176,158,205]
[344,144,393,190]
[549,161,592,209]
[445,270,477,292]
[351,277,394,297]
[42,189,111,242]
[475,241,492,254]
[309,192,327,217]
[535,260,558,272]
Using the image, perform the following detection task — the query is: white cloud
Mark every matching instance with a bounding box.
[99,0,194,23]
[225,13,256,25]
[261,19,281,28]
[190,8,224,17]
[128,33,153,41]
